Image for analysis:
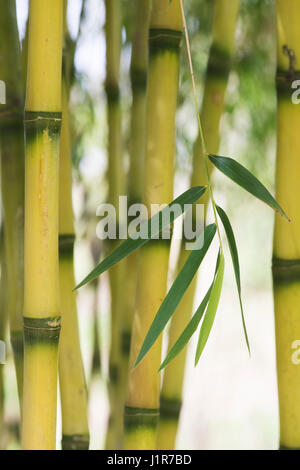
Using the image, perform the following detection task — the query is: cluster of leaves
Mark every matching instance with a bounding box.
[76,154,288,368]
[73,0,287,370]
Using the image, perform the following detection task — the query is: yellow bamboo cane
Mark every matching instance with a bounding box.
[56,1,89,450]
[124,0,183,450]
[0,0,25,406]
[22,0,63,450]
[58,82,89,450]
[0,226,8,447]
[104,0,126,450]
[273,0,300,450]
[121,0,152,435]
[157,0,240,449]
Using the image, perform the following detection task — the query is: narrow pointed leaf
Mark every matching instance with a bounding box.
[216,205,250,353]
[195,251,224,364]
[209,154,289,221]
[135,223,217,368]
[159,283,213,371]
[75,186,206,290]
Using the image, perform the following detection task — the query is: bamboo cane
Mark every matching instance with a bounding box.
[57,1,89,450]
[58,81,89,450]
[124,0,183,450]
[0,0,25,406]
[104,0,126,450]
[121,0,152,432]
[22,0,63,450]
[90,281,101,380]
[273,0,300,450]
[157,0,240,449]
[0,226,8,448]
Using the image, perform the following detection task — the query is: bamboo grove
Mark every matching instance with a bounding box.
[0,0,298,451]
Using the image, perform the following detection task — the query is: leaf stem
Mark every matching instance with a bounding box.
[179,0,223,251]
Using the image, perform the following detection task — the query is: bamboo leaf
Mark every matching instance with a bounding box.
[75,186,206,290]
[216,205,250,353]
[195,250,224,364]
[135,223,217,368]
[159,283,213,371]
[209,154,289,221]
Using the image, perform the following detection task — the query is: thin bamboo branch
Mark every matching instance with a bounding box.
[157,0,240,449]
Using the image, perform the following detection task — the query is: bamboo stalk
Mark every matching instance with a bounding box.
[0,226,8,448]
[124,0,182,450]
[157,0,240,449]
[273,0,300,450]
[58,81,89,450]
[56,1,89,450]
[90,280,101,380]
[22,0,63,450]
[121,0,152,433]
[104,0,126,450]
[0,0,25,407]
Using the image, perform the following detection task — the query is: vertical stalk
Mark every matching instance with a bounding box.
[90,281,101,381]
[22,0,63,450]
[124,0,182,450]
[273,0,300,450]
[89,236,102,383]
[121,0,151,427]
[104,0,125,450]
[0,226,8,448]
[59,81,89,449]
[0,0,25,406]
[157,0,240,449]
[57,0,89,451]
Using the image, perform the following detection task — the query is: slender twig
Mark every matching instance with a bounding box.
[179,0,223,250]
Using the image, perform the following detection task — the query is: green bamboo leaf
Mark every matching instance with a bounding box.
[216,205,250,354]
[75,186,206,290]
[135,223,217,368]
[209,154,289,221]
[159,283,213,371]
[195,250,225,364]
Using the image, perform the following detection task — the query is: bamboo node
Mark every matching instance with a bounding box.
[59,234,75,255]
[124,406,159,430]
[149,28,182,52]
[160,397,181,419]
[23,316,61,345]
[272,257,300,283]
[61,434,89,450]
